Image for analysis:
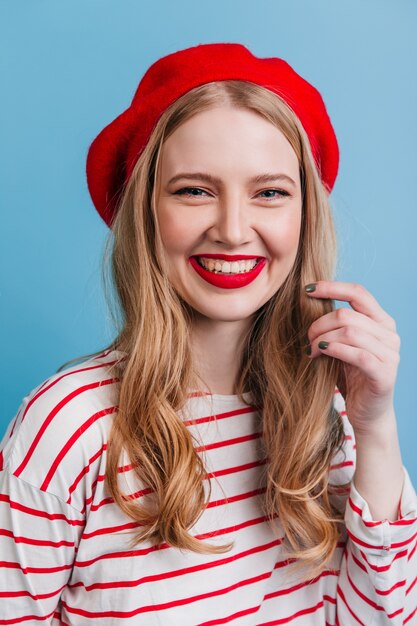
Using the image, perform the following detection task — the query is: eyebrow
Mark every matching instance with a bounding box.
[167,172,297,188]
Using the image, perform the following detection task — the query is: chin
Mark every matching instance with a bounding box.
[190,303,259,323]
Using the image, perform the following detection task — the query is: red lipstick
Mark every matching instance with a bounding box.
[189,255,267,289]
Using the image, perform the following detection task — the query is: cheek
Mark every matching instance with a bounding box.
[266,211,302,257]
[157,207,192,254]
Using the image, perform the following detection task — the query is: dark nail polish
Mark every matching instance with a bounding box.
[305,345,312,356]
[318,341,329,350]
[305,283,317,293]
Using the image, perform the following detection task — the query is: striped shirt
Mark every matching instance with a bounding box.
[0,349,416,625]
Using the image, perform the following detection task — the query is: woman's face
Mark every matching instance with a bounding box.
[154,106,303,323]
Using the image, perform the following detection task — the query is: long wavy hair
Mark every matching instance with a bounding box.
[88,80,348,581]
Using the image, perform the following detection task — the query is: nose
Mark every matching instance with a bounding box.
[209,193,253,247]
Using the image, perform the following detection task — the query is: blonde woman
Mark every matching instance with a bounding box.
[1,43,416,625]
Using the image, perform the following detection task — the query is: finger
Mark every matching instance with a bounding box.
[309,340,399,390]
[305,281,396,330]
[308,307,401,352]
[307,327,399,364]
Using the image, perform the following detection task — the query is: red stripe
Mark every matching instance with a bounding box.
[207,487,265,509]
[0,560,73,574]
[54,613,70,626]
[405,603,417,624]
[195,431,261,453]
[70,538,281,592]
[40,406,117,491]
[88,458,264,513]
[198,514,271,540]
[92,348,118,360]
[0,528,75,548]
[187,390,211,397]
[18,358,120,428]
[358,547,408,573]
[207,459,266,479]
[118,462,133,473]
[347,498,382,527]
[80,473,108,512]
[271,540,343,576]
[183,405,257,427]
[0,608,56,625]
[348,497,417,527]
[14,378,117,477]
[54,611,71,626]
[0,582,66,600]
[374,578,406,596]
[87,487,152,513]
[0,494,84,526]
[409,538,417,561]
[330,460,354,471]
[80,521,139,540]
[198,605,262,625]
[75,515,270,566]
[67,444,108,504]
[406,574,417,595]
[61,570,272,618]
[201,606,336,626]
[347,527,417,551]
[344,550,404,618]
[74,540,167,567]
[336,584,366,626]
[351,549,369,574]
[258,598,337,625]
[122,487,153,502]
[264,569,339,600]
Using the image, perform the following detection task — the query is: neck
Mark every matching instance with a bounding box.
[190,316,252,396]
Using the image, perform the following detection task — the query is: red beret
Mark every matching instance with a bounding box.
[86,43,339,227]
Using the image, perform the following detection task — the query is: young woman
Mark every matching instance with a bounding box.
[1,43,416,625]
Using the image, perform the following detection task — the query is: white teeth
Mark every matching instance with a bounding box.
[198,257,259,274]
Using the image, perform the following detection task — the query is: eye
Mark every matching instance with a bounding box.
[258,189,290,200]
[174,187,210,198]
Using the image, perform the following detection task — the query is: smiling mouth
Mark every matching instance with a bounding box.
[194,256,262,275]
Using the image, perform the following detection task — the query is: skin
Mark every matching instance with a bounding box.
[155,106,302,395]
[306,281,404,521]
[155,105,405,521]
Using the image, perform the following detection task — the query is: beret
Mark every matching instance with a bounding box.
[86,42,339,227]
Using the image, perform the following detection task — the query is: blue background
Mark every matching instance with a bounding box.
[1,1,416,482]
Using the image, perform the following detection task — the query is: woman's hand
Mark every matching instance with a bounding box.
[305,280,401,434]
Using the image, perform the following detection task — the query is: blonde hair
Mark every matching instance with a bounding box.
[97,81,348,581]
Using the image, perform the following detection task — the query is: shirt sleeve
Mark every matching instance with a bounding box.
[0,467,84,624]
[333,438,417,624]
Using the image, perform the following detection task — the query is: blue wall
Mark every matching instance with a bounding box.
[1,0,416,481]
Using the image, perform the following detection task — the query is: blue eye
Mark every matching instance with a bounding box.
[174,187,208,197]
[173,187,290,200]
[259,189,290,199]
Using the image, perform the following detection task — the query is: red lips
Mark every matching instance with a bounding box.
[189,256,267,289]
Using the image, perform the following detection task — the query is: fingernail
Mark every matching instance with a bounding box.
[305,283,317,293]
[305,345,312,356]
[318,341,329,350]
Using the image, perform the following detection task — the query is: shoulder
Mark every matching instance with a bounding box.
[0,349,124,509]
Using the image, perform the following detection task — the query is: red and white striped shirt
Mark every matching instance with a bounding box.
[0,349,416,625]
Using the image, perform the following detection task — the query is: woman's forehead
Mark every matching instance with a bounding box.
[159,106,300,181]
